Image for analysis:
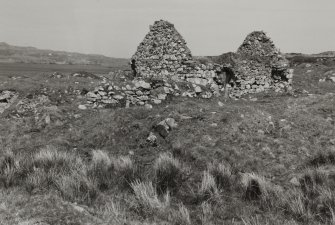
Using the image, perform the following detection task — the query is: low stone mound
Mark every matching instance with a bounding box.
[0,90,18,114]
[50,72,66,79]
[71,71,99,79]
[85,77,215,109]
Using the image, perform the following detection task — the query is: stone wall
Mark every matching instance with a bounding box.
[206,31,293,98]
[85,21,294,109]
[131,21,292,99]
[229,31,293,97]
[85,77,217,109]
[132,20,193,80]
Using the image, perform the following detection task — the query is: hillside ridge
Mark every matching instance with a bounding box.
[0,42,129,67]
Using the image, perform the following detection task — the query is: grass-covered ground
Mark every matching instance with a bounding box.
[0,62,334,224]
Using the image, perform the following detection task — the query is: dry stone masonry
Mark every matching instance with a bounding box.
[229,31,293,98]
[85,20,293,108]
[132,20,193,79]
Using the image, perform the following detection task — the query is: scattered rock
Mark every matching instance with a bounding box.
[165,118,178,129]
[134,80,151,89]
[257,129,265,135]
[290,177,300,187]
[146,132,157,146]
[194,86,202,93]
[113,95,124,100]
[0,90,18,114]
[145,103,153,109]
[154,118,177,138]
[78,105,87,110]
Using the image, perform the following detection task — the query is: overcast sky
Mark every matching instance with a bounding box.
[1,0,334,58]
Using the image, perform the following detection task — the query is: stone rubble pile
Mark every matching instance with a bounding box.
[0,90,18,114]
[85,77,218,109]
[319,70,335,83]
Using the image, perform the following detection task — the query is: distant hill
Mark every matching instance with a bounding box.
[0,42,129,67]
[312,51,335,57]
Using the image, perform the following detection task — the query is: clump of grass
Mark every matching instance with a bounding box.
[241,215,262,225]
[313,187,335,222]
[95,197,126,224]
[199,170,219,200]
[32,146,84,174]
[200,202,213,225]
[172,203,191,225]
[208,162,233,191]
[282,169,335,223]
[112,155,137,188]
[241,173,283,208]
[87,150,113,190]
[308,149,335,167]
[282,188,312,221]
[0,150,21,188]
[154,152,187,193]
[131,180,170,215]
[299,168,328,198]
[54,170,98,204]
[25,168,48,193]
[87,151,136,190]
[28,147,98,203]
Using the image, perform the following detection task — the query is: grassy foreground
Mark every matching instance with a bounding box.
[0,62,334,224]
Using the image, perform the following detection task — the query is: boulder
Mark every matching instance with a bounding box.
[146,132,157,146]
[134,80,151,89]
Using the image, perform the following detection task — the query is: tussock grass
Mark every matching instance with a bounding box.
[282,169,335,223]
[25,168,48,192]
[32,146,84,173]
[87,150,113,190]
[154,152,187,193]
[172,203,191,225]
[200,202,213,225]
[241,216,300,225]
[208,162,233,191]
[308,149,335,167]
[87,150,137,190]
[0,150,22,187]
[54,171,98,204]
[111,155,136,187]
[299,168,329,198]
[131,180,170,215]
[96,197,126,224]
[283,188,312,221]
[199,170,219,200]
[241,173,283,208]
[0,147,139,204]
